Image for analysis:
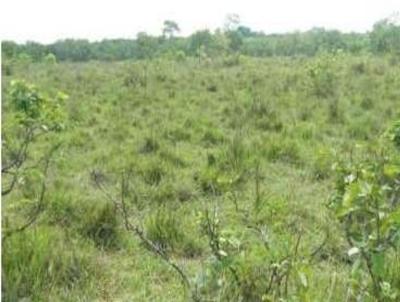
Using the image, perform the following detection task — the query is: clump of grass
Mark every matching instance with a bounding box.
[311,147,335,180]
[196,167,222,195]
[147,181,176,204]
[140,159,166,185]
[246,97,284,131]
[265,137,302,165]
[140,136,160,154]
[46,190,81,227]
[207,84,218,92]
[197,134,249,195]
[196,166,243,195]
[159,149,186,167]
[327,97,342,122]
[221,54,241,67]
[164,126,191,143]
[351,61,367,74]
[346,113,379,140]
[144,207,202,257]
[176,182,196,202]
[219,134,249,172]
[202,128,225,146]
[3,227,95,302]
[80,201,120,249]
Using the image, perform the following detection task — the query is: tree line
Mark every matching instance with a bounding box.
[2,15,400,62]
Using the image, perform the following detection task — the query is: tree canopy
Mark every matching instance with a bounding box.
[2,17,399,62]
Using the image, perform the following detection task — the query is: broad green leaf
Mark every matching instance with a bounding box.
[371,252,385,278]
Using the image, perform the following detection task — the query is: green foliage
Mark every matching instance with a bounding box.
[44,53,57,64]
[196,206,310,301]
[370,17,400,54]
[330,129,400,300]
[306,53,339,98]
[162,20,180,39]
[8,79,66,130]
[2,80,70,299]
[3,15,399,63]
[386,120,400,149]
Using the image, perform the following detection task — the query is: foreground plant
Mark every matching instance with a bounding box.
[2,80,67,298]
[2,80,66,239]
[330,121,400,301]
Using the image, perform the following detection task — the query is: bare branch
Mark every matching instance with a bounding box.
[2,143,60,242]
[2,125,46,196]
[94,171,199,300]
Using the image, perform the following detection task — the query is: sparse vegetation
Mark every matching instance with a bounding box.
[2,17,400,302]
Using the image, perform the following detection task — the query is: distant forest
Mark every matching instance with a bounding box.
[2,16,400,62]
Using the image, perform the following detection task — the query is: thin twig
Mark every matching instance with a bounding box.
[2,143,60,241]
[94,171,199,300]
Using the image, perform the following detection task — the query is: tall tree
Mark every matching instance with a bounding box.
[162,20,180,39]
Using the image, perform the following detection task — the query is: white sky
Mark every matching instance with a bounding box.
[0,0,399,44]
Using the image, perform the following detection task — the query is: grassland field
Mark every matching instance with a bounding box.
[2,53,400,301]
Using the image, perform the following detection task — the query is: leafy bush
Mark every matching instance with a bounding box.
[44,53,57,64]
[386,120,400,149]
[8,79,66,130]
[196,207,309,302]
[330,126,400,300]
[306,53,340,98]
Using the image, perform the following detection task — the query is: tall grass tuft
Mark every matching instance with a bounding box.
[3,226,94,302]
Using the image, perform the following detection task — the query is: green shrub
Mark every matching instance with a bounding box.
[44,53,57,64]
[175,50,186,62]
[306,53,339,98]
[330,131,400,300]
[386,120,400,149]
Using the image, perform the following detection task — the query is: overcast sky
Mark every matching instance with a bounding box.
[1,0,399,43]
